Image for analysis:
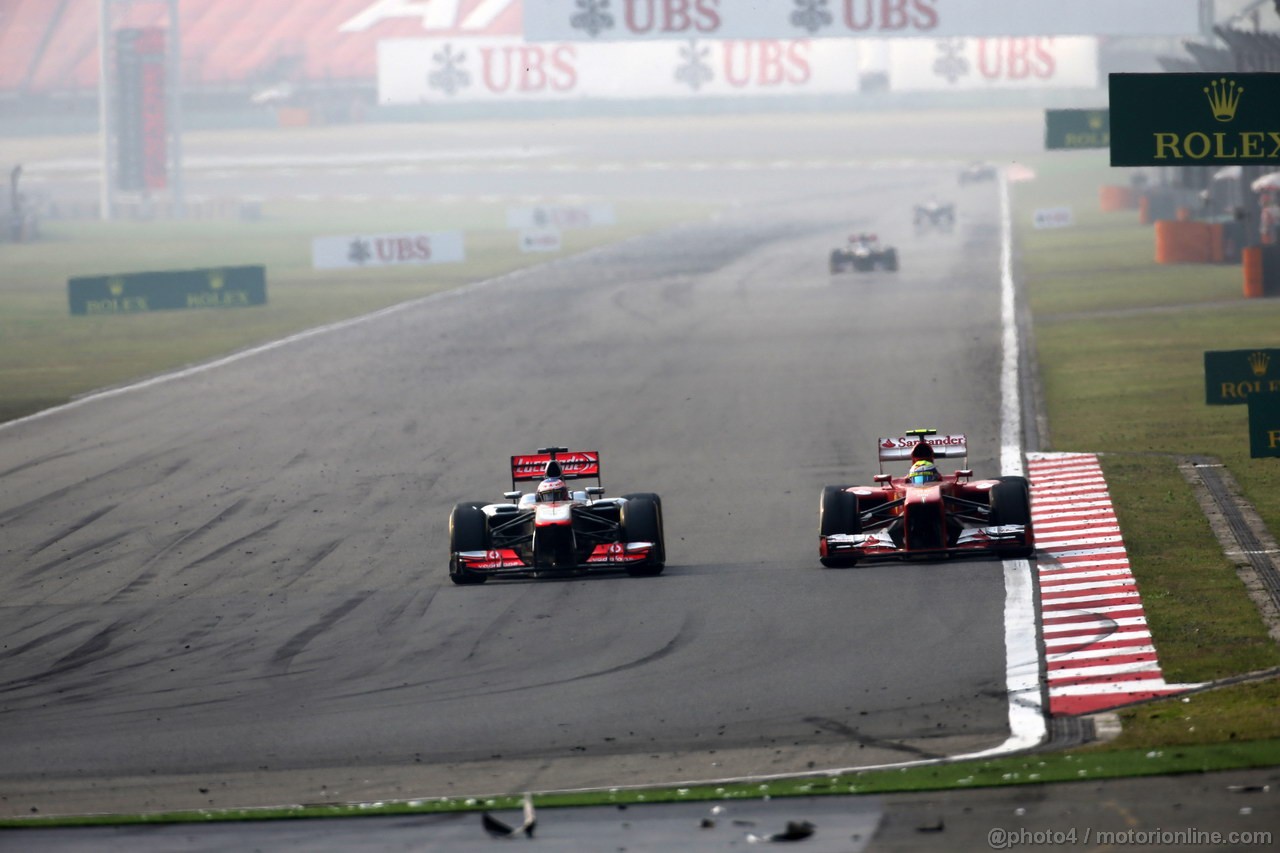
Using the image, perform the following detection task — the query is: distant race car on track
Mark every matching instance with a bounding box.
[818,428,1034,567]
[449,447,666,584]
[830,232,899,273]
[913,200,955,231]
[958,162,998,184]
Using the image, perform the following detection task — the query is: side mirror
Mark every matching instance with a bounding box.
[955,470,973,481]
[873,474,892,484]
[586,486,605,497]
[503,490,521,502]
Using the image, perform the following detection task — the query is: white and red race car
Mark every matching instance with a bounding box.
[449,447,666,584]
[818,429,1034,567]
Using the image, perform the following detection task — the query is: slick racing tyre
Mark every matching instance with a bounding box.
[449,502,490,585]
[829,250,846,274]
[989,476,1035,559]
[819,485,860,568]
[620,493,665,577]
[882,249,899,272]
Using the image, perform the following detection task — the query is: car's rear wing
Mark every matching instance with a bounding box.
[877,433,968,471]
[510,450,601,487]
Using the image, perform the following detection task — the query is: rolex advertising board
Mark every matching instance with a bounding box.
[1204,349,1280,405]
[1046,108,1110,150]
[68,267,266,315]
[1249,394,1280,459]
[1110,73,1280,167]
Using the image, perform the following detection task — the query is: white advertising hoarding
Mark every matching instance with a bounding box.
[523,0,1205,42]
[506,203,616,228]
[312,231,466,270]
[379,37,861,103]
[889,37,1098,91]
[1033,207,1074,229]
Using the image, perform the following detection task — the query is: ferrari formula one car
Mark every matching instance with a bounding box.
[913,200,955,231]
[830,233,899,273]
[449,447,666,584]
[818,429,1034,567]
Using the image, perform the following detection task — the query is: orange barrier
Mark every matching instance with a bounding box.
[1154,220,1225,264]
[1243,246,1264,298]
[1175,206,1191,222]
[1138,194,1151,225]
[1099,185,1135,212]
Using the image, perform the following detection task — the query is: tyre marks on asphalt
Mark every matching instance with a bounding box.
[1027,453,1202,716]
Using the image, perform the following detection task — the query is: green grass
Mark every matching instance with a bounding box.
[1016,152,1280,724]
[6,738,1280,827]
[0,200,711,423]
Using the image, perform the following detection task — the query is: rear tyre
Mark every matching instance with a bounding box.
[882,249,899,272]
[621,493,665,577]
[829,250,845,274]
[990,476,1035,559]
[449,502,490,585]
[819,486,860,568]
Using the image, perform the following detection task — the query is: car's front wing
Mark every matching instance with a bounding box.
[822,524,1031,562]
[456,542,658,577]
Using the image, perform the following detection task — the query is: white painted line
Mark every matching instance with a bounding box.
[1040,568,1136,583]
[1043,616,1149,634]
[1040,591,1142,606]
[1049,679,1183,697]
[1042,604,1147,619]
[1035,534,1125,548]
[1044,629,1153,649]
[1040,578,1142,595]
[1049,661,1163,680]
[1048,644,1157,662]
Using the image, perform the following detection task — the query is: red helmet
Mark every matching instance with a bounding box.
[536,477,569,502]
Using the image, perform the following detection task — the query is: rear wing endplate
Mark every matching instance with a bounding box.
[510,451,601,487]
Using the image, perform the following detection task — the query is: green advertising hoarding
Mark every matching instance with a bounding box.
[1249,394,1280,459]
[1205,349,1280,405]
[68,266,267,316]
[1109,73,1280,167]
[1045,109,1110,150]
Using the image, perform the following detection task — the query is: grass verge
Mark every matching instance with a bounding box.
[0,199,711,424]
[1014,152,1280,733]
[4,738,1278,827]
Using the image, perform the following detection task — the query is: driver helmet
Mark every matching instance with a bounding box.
[536,477,569,502]
[908,461,940,485]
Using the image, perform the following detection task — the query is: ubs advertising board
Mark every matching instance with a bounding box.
[888,37,1097,91]
[378,37,861,102]
[1110,73,1280,167]
[522,0,1204,42]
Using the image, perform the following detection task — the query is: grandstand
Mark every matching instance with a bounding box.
[0,0,520,113]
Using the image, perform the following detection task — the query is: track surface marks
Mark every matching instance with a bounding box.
[0,117,1023,815]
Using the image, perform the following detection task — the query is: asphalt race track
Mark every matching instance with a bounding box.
[0,112,1037,819]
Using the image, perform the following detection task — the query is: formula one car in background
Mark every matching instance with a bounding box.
[830,233,899,273]
[913,199,955,231]
[449,447,665,584]
[818,429,1034,567]
[959,162,998,185]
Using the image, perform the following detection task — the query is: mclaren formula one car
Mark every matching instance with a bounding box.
[913,200,955,231]
[830,233,899,273]
[818,429,1034,567]
[449,447,666,584]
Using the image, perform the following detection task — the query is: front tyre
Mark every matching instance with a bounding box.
[819,486,860,568]
[990,476,1035,559]
[449,502,490,585]
[621,493,665,577]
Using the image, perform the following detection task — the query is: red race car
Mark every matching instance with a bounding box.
[818,429,1034,567]
[449,447,665,584]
